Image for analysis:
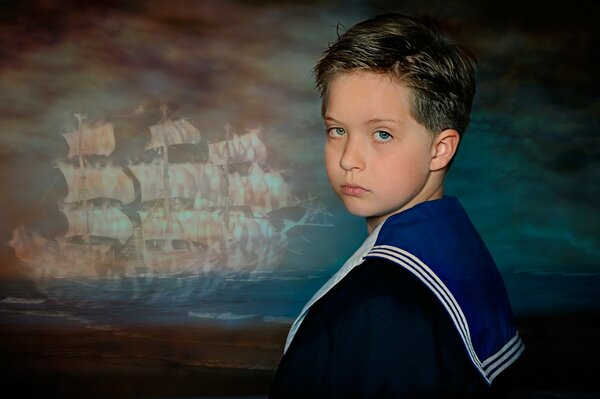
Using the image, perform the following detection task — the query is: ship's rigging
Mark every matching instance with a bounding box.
[9,104,330,294]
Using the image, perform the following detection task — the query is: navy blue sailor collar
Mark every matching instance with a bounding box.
[285,196,524,384]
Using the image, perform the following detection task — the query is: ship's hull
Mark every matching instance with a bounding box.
[9,226,289,303]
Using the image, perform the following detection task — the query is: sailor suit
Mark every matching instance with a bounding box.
[270,197,523,398]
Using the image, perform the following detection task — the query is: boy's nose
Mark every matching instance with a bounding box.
[339,138,365,171]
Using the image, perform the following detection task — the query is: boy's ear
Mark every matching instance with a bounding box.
[430,129,460,171]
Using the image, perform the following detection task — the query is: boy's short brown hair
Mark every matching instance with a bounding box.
[314,13,476,136]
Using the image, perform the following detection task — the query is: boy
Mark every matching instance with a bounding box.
[270,13,523,398]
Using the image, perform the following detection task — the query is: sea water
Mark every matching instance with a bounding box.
[0,270,326,328]
[0,269,598,329]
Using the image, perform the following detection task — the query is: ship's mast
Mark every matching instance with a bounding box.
[221,123,232,264]
[75,113,90,242]
[223,123,231,228]
[160,104,173,250]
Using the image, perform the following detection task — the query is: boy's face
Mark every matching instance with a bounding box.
[324,72,442,230]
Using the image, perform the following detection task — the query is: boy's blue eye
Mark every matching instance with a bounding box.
[374,131,392,141]
[328,127,346,137]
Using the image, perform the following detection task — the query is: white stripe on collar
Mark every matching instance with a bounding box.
[284,221,384,352]
[366,245,524,384]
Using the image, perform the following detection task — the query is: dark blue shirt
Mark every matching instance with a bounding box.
[271,197,522,398]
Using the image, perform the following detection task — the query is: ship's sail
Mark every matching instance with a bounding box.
[139,209,225,245]
[145,118,202,150]
[226,211,286,270]
[58,163,135,204]
[180,163,227,208]
[229,169,296,211]
[63,208,133,244]
[130,163,198,202]
[208,129,267,165]
[63,122,115,157]
[228,211,277,243]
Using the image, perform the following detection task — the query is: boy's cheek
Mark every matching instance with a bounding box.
[323,146,338,169]
[324,161,341,190]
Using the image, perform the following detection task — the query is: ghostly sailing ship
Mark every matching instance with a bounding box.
[10,107,325,290]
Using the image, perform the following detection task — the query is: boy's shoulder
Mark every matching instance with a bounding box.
[308,256,457,344]
[365,196,523,384]
[375,196,484,250]
[327,256,441,306]
[366,196,507,328]
[373,196,488,263]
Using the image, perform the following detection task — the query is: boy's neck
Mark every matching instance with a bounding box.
[366,185,445,234]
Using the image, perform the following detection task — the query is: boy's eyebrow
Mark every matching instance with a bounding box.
[323,115,341,124]
[324,115,403,125]
[365,117,404,125]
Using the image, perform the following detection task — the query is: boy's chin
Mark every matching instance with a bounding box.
[341,201,404,223]
[341,203,380,219]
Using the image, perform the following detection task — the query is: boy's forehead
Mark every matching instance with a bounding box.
[323,72,413,122]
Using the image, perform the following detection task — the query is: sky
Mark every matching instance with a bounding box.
[0,0,598,303]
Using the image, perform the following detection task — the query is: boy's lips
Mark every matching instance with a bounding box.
[341,184,368,196]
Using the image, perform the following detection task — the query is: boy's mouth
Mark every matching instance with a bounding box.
[341,184,367,196]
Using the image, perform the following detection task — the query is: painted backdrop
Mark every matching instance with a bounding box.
[0,0,598,397]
